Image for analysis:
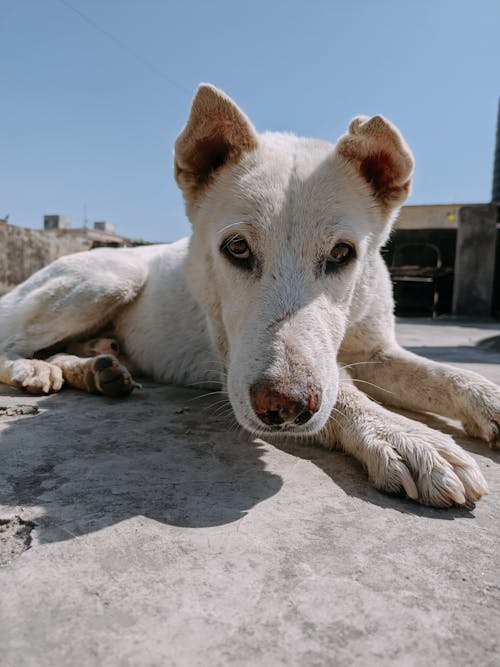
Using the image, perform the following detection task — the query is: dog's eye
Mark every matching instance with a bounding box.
[221,235,253,270]
[325,243,355,273]
[226,236,250,259]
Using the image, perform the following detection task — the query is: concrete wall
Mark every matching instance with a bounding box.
[395,203,465,230]
[452,204,498,316]
[389,204,500,318]
[0,220,92,295]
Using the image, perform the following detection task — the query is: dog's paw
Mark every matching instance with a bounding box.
[87,355,141,398]
[363,425,488,508]
[10,359,64,394]
[459,382,500,449]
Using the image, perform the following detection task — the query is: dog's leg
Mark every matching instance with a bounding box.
[47,353,140,397]
[0,354,64,395]
[317,382,488,507]
[0,249,147,394]
[345,345,500,448]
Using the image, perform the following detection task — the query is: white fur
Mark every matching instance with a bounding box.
[0,85,496,508]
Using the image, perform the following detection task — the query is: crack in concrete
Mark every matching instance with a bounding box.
[0,516,36,566]
[0,404,39,418]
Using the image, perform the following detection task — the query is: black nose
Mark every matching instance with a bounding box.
[250,382,321,427]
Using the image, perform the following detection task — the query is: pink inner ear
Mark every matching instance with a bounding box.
[360,150,395,194]
[192,136,232,184]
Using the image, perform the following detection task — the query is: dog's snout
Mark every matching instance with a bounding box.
[250,382,321,428]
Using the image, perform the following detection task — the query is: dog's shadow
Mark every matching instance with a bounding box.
[1,386,495,544]
[0,385,286,543]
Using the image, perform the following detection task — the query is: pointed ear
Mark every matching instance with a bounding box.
[336,115,414,212]
[174,84,258,204]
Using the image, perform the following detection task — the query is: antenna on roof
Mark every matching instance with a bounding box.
[83,203,89,229]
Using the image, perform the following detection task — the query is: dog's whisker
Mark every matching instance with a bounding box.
[217,412,236,424]
[193,368,226,376]
[200,399,231,416]
[229,419,242,433]
[198,366,226,372]
[343,378,394,395]
[189,390,228,402]
[215,408,234,419]
[340,361,383,371]
[186,380,224,387]
[206,398,231,410]
[193,371,228,382]
[212,404,233,417]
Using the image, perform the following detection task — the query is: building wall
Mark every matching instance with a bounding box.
[395,203,464,230]
[388,203,499,317]
[0,220,92,295]
[0,220,138,295]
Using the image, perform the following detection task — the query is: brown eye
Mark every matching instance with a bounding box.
[325,243,355,273]
[226,236,250,259]
[221,235,254,270]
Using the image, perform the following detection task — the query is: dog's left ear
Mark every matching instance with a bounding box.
[175,84,258,206]
[336,115,414,212]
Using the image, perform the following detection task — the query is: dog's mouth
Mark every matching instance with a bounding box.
[239,411,329,437]
[248,420,322,436]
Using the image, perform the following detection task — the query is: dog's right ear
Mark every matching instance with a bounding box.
[174,84,258,205]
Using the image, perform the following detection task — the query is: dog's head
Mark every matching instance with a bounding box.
[175,84,413,435]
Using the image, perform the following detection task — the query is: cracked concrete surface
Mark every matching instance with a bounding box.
[1,319,499,666]
[0,516,35,566]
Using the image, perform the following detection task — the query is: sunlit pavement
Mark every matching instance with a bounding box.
[1,318,499,667]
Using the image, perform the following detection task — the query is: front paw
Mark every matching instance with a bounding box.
[362,423,488,508]
[460,381,500,449]
[87,355,141,398]
[10,359,64,394]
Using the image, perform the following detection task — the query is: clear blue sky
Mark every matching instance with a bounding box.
[1,0,499,242]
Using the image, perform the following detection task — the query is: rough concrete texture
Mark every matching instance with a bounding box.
[452,204,498,316]
[1,319,499,667]
[0,220,90,295]
[0,220,134,296]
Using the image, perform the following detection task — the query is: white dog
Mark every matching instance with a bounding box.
[1,85,498,508]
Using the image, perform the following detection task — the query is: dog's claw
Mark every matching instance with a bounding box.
[361,426,488,508]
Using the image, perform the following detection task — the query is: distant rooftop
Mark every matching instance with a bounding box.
[43,225,134,247]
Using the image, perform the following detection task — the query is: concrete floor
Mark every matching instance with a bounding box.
[1,319,499,667]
